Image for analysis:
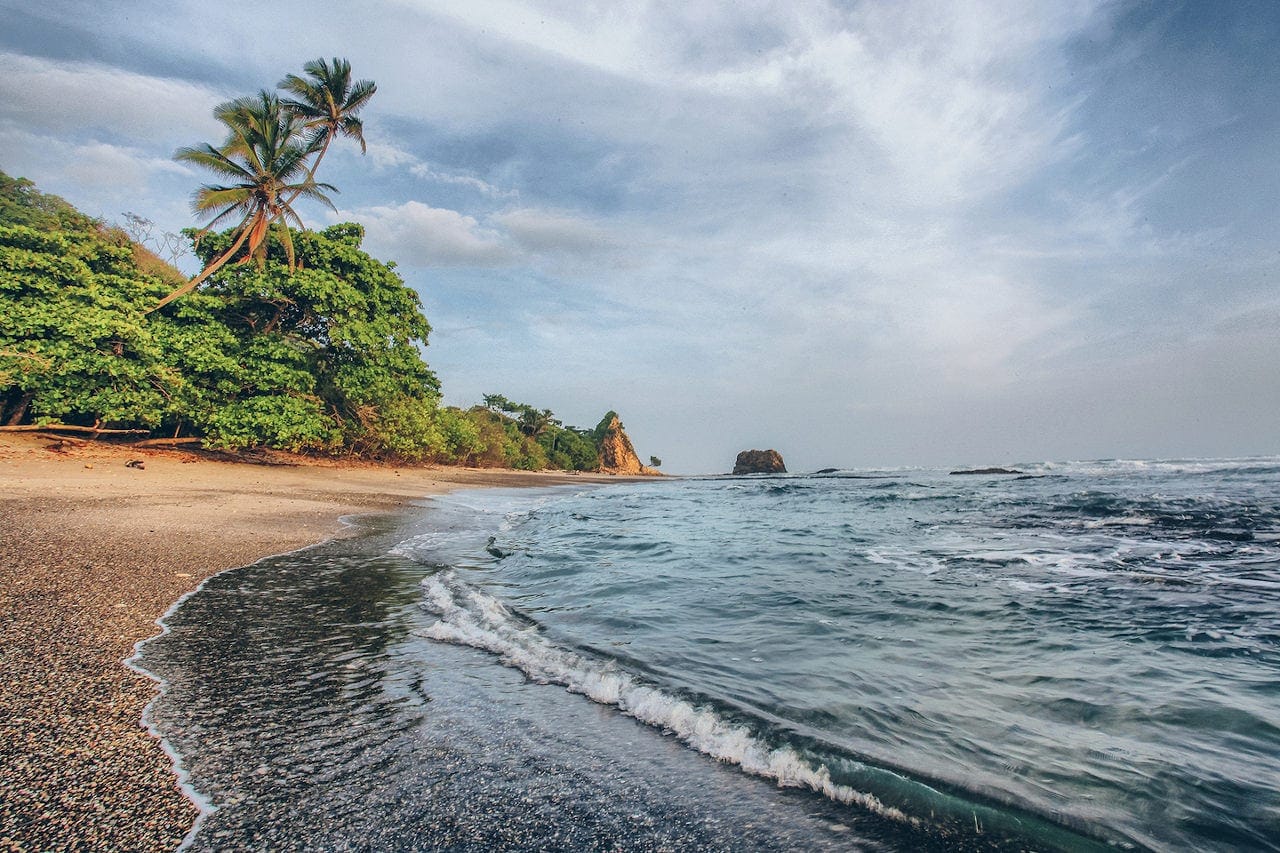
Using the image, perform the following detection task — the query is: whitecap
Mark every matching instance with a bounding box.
[418,571,919,826]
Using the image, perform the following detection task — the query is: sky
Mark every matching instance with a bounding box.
[1,0,1277,473]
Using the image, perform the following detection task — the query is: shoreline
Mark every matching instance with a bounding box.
[0,434,633,851]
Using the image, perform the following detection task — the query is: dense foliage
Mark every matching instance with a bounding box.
[0,175,175,429]
[0,56,641,469]
[0,172,628,469]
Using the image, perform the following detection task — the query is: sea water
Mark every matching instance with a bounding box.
[137,459,1280,851]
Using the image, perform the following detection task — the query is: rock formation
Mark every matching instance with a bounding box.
[949,467,1023,475]
[597,415,661,475]
[733,449,786,475]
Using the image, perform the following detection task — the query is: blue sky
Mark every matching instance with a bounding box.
[1,1,1276,472]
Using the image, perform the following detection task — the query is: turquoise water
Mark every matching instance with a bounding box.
[141,459,1280,851]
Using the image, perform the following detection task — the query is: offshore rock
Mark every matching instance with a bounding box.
[949,467,1023,476]
[598,416,661,476]
[733,449,786,475]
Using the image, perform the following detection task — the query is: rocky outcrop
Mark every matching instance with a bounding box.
[733,449,786,475]
[949,467,1023,475]
[598,416,661,476]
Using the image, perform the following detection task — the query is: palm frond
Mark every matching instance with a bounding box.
[343,79,377,113]
[174,144,255,182]
[338,116,367,152]
[285,180,339,212]
[191,185,254,214]
[279,74,325,107]
[192,204,249,234]
[272,220,298,270]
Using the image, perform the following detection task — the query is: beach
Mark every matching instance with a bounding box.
[0,433,616,851]
[6,441,1278,852]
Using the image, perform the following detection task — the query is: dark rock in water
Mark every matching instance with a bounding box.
[485,536,511,559]
[733,449,786,475]
[814,468,840,475]
[950,467,1022,475]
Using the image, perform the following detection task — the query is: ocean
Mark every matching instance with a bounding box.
[136,459,1280,851]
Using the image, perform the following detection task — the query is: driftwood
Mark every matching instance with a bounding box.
[131,437,204,448]
[39,434,89,445]
[0,424,150,435]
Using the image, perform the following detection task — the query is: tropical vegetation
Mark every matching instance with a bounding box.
[0,58,651,471]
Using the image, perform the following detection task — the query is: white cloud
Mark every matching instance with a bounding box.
[364,140,421,171]
[697,1,1099,206]
[340,200,515,267]
[408,162,515,198]
[0,51,224,143]
[363,139,515,198]
[0,126,191,192]
[4,0,1276,467]
[493,208,616,254]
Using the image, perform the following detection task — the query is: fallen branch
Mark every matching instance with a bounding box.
[35,433,89,445]
[131,437,204,448]
[0,424,151,435]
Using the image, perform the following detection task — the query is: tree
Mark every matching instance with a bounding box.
[153,58,375,312]
[279,57,376,186]
[0,223,175,428]
[593,410,620,443]
[170,222,440,453]
[482,393,514,413]
[153,91,336,311]
[649,456,662,467]
[120,212,189,267]
[0,170,458,461]
[518,407,558,438]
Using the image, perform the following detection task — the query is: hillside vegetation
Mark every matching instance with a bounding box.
[0,171,637,471]
[0,58,658,471]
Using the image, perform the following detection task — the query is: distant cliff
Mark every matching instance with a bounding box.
[597,415,662,476]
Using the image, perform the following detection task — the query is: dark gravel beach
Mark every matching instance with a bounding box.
[0,435,615,851]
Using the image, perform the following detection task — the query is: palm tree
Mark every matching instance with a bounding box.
[279,57,376,187]
[151,91,336,311]
[518,408,559,439]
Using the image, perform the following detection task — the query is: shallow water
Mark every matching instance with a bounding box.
[140,460,1280,851]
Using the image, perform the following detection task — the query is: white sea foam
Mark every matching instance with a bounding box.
[1082,515,1156,528]
[388,529,463,558]
[419,571,918,826]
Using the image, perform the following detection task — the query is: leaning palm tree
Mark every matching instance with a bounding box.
[279,57,376,186]
[151,91,336,311]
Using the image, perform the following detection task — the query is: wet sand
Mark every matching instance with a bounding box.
[0,434,623,851]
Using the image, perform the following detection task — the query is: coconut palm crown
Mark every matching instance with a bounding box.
[280,57,377,167]
[151,89,339,311]
[150,59,377,312]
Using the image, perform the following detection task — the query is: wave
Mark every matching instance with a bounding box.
[416,571,1130,849]
[1021,456,1280,478]
[418,570,917,825]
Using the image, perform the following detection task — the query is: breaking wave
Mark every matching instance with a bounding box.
[419,570,917,825]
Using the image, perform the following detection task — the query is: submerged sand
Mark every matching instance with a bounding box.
[0,435,621,851]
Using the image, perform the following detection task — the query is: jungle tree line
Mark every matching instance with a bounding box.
[0,59,635,470]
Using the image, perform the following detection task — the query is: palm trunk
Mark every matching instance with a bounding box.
[148,223,254,313]
[280,132,333,210]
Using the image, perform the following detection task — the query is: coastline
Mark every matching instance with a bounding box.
[0,434,629,851]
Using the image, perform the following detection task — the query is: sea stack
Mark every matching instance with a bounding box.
[598,415,662,475]
[733,449,786,475]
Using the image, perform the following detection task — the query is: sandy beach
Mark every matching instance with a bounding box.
[0,434,620,851]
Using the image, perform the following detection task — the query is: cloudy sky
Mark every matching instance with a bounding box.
[2,0,1277,472]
